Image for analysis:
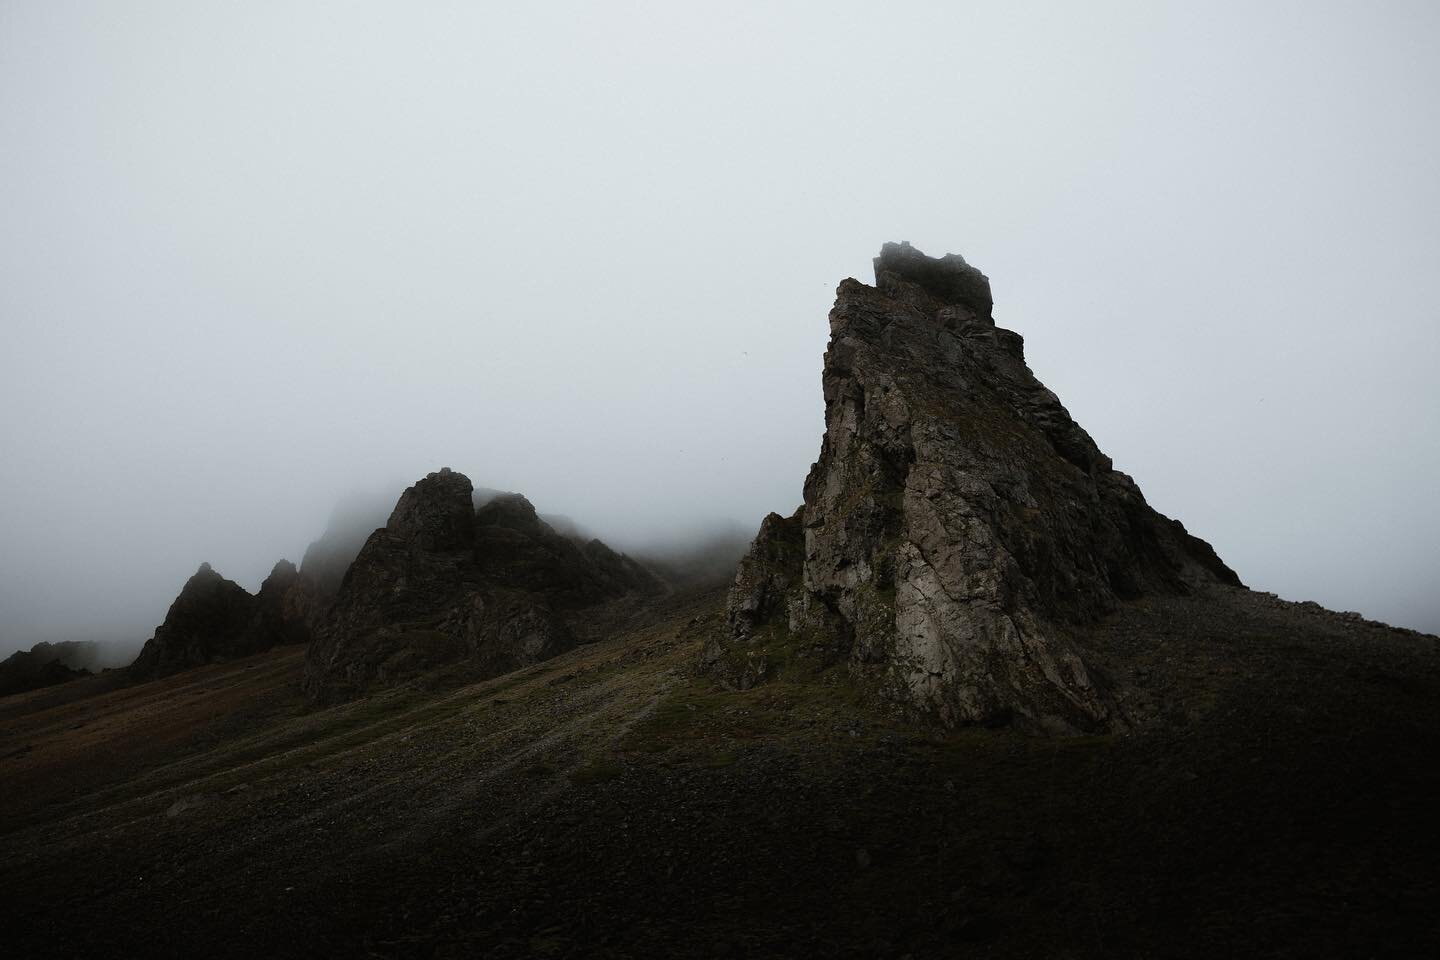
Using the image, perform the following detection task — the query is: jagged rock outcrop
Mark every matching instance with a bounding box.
[129,561,315,680]
[726,510,805,645]
[711,242,1241,732]
[130,564,257,678]
[389,468,476,550]
[712,510,806,690]
[303,468,663,702]
[248,560,321,648]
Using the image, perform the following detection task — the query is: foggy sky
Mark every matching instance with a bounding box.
[2,1,1438,657]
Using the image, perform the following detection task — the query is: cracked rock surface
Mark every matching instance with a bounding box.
[716,242,1240,731]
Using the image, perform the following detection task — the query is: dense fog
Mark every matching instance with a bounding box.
[2,1,1437,658]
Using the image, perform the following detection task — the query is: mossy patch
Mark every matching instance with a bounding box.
[627,623,882,765]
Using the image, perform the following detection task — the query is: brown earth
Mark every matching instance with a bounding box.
[1,586,1438,958]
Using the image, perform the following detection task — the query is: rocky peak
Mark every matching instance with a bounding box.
[130,558,318,681]
[251,558,316,648]
[711,243,1240,732]
[872,240,993,320]
[130,564,263,679]
[262,559,299,587]
[304,468,666,702]
[179,562,240,603]
[386,467,475,551]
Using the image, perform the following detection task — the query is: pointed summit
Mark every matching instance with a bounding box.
[129,559,319,680]
[873,240,994,317]
[709,243,1240,731]
[304,468,666,702]
[385,468,475,551]
[129,564,259,678]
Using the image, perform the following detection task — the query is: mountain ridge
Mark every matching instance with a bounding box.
[303,467,665,701]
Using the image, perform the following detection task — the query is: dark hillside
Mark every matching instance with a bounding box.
[1,585,1436,958]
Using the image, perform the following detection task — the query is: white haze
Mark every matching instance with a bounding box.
[2,1,1437,657]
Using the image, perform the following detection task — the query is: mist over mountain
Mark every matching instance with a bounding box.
[0,474,753,661]
[2,3,1439,660]
[4,241,1437,959]
[2,4,1439,956]
[0,639,133,698]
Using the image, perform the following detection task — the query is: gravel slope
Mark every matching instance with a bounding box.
[2,585,1437,958]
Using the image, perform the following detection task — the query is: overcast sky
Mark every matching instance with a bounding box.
[2,0,1437,656]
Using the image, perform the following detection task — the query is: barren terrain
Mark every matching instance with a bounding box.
[3,586,1438,958]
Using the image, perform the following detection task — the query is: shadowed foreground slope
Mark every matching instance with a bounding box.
[2,585,1437,959]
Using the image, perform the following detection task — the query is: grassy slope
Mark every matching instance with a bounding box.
[1,586,1437,959]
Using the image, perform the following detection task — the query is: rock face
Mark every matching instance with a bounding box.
[130,561,316,680]
[711,242,1241,732]
[303,468,663,702]
[249,560,320,648]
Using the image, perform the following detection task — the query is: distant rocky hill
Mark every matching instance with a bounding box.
[298,484,618,601]
[121,474,672,690]
[0,640,99,697]
[710,242,1241,732]
[303,468,664,701]
[126,489,389,682]
[129,561,319,679]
